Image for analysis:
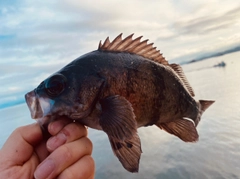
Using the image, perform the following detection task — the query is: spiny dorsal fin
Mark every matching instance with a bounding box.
[98,34,195,96]
[170,64,195,96]
[98,33,169,65]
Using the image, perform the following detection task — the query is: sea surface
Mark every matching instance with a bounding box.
[0,51,240,179]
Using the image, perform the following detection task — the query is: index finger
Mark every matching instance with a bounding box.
[47,121,87,152]
[34,136,93,179]
[48,116,72,136]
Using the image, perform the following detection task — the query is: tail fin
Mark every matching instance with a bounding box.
[195,100,215,126]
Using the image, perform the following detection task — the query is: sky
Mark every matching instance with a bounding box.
[0,0,240,108]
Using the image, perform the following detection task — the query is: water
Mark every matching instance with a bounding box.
[0,52,240,179]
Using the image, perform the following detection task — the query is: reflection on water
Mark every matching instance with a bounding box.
[0,52,240,179]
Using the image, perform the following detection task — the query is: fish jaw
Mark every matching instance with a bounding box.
[25,90,43,119]
[25,90,54,120]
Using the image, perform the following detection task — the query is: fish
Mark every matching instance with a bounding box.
[25,33,214,173]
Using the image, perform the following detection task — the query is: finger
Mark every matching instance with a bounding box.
[58,155,95,179]
[34,137,93,179]
[47,122,87,152]
[34,140,49,162]
[0,123,42,166]
[21,152,41,177]
[48,116,72,136]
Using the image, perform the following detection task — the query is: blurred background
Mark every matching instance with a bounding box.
[0,0,240,178]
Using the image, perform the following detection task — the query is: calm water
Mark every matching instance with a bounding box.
[0,52,240,179]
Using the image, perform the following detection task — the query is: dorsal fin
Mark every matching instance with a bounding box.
[98,33,169,66]
[98,34,194,96]
[170,64,195,96]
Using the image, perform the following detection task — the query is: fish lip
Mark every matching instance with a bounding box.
[25,90,44,119]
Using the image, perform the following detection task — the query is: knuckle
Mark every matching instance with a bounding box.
[62,122,87,140]
[61,145,73,160]
[13,126,23,134]
[49,118,71,135]
[61,127,71,138]
[84,155,95,170]
[81,137,93,154]
[71,122,87,136]
[12,127,26,138]
[59,168,75,179]
[76,123,88,136]
[80,155,95,178]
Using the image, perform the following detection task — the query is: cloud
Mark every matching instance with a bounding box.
[172,6,240,36]
[1,0,240,108]
[1,0,240,61]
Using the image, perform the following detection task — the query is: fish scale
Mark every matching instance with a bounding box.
[25,33,214,173]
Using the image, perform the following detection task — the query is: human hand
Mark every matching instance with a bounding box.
[0,117,95,179]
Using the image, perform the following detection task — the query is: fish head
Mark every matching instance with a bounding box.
[25,71,90,125]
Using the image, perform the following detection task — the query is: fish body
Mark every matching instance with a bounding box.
[25,34,214,172]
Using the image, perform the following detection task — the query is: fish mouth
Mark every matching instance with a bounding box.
[25,90,44,119]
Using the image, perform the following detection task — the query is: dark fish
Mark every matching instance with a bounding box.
[25,33,214,172]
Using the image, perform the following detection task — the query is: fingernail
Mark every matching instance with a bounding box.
[34,159,55,179]
[47,132,67,151]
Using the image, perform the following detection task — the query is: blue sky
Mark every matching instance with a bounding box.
[0,0,240,108]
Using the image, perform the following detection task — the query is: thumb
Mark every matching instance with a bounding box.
[0,123,43,165]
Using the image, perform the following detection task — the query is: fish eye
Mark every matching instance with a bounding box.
[45,74,67,97]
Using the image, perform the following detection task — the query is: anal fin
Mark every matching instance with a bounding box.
[157,119,199,142]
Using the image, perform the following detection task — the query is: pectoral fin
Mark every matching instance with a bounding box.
[157,118,199,142]
[99,95,141,172]
[99,95,137,140]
